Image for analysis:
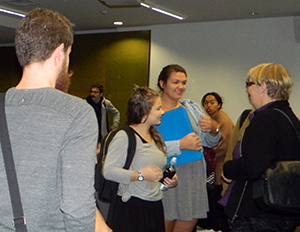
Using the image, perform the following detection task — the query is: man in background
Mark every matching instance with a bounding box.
[0,8,98,231]
[86,84,120,142]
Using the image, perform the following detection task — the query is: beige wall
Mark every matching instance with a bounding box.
[147,17,300,122]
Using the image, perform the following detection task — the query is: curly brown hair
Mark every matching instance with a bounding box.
[127,86,166,154]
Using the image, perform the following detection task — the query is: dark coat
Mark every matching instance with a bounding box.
[223,100,300,219]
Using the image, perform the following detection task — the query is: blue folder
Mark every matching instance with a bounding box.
[157,107,202,166]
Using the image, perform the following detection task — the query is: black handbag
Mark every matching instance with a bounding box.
[254,108,300,216]
[0,93,27,231]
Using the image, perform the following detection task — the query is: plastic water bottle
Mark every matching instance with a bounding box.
[160,157,177,191]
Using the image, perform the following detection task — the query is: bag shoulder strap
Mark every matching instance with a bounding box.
[121,126,137,169]
[274,108,300,140]
[100,126,136,170]
[0,93,27,231]
[239,109,252,129]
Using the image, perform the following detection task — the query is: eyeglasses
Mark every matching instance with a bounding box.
[245,81,255,88]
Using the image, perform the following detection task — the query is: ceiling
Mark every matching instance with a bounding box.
[1,0,300,45]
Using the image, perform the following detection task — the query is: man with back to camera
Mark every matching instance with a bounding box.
[0,8,99,231]
[86,84,120,143]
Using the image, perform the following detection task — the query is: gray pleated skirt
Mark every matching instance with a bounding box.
[162,159,209,221]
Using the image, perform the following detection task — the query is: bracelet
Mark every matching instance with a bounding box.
[176,140,181,149]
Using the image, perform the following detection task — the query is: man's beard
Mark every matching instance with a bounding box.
[55,58,73,93]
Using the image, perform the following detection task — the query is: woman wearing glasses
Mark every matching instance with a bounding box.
[223,63,300,232]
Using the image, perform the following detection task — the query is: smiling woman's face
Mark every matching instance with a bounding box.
[160,71,187,102]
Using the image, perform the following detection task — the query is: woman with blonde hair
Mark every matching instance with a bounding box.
[223,63,300,232]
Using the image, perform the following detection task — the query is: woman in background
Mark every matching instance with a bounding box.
[103,86,177,232]
[201,92,234,188]
[156,64,220,232]
[197,92,233,232]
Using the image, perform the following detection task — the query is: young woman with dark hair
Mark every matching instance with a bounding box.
[103,86,177,232]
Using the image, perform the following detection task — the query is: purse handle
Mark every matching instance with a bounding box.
[274,108,300,140]
[0,93,27,232]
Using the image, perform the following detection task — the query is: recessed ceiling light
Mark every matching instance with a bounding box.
[249,12,258,15]
[114,21,123,25]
